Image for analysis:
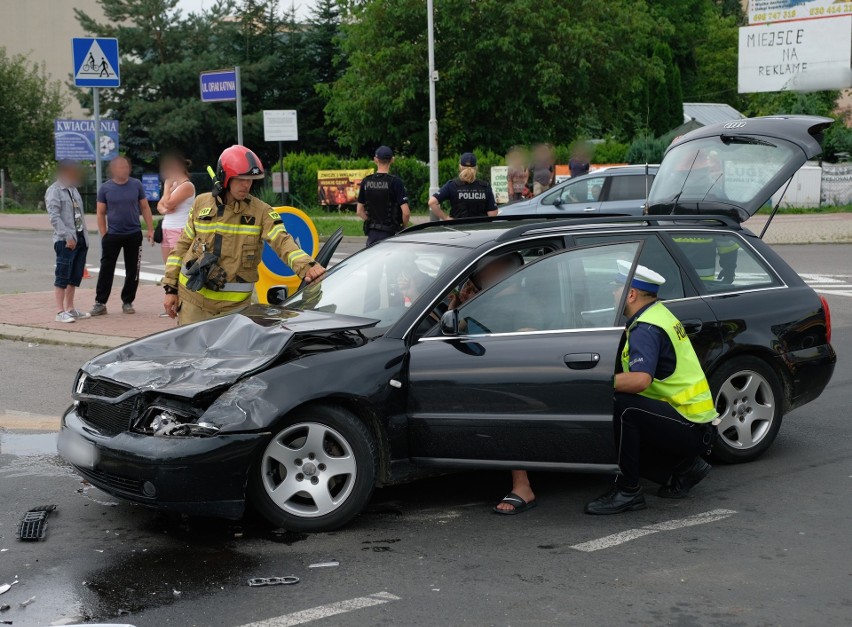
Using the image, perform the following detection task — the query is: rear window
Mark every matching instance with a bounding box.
[669,232,780,293]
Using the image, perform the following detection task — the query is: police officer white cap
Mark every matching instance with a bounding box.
[616,259,666,294]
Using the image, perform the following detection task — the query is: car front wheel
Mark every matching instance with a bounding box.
[709,356,783,464]
[249,404,377,532]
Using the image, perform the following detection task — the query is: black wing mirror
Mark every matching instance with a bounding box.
[440,309,459,336]
[267,285,289,306]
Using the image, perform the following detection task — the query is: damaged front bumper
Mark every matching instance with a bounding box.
[59,406,269,519]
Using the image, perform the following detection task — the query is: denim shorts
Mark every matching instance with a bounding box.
[54,237,88,289]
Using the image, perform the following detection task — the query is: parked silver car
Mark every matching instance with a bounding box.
[499,164,658,216]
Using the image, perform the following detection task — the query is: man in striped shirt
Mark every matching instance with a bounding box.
[162,145,325,325]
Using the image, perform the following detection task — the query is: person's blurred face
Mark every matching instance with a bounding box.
[110,158,131,181]
[160,158,182,180]
[475,258,515,290]
[59,164,82,186]
[228,177,253,200]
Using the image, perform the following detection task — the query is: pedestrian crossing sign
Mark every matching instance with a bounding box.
[72,38,120,88]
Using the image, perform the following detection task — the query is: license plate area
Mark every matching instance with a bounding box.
[58,429,98,469]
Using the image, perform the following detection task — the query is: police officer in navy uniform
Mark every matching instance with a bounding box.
[428,152,498,220]
[585,261,718,515]
[356,146,410,247]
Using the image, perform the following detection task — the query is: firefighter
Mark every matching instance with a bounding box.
[162,145,325,325]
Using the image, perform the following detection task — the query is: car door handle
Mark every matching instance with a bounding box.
[681,319,703,335]
[564,353,600,369]
[583,206,597,212]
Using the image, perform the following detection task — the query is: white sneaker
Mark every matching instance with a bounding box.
[67,308,91,319]
[55,311,75,323]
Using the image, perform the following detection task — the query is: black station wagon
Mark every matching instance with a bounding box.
[59,116,836,531]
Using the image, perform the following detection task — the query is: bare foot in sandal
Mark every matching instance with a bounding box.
[494,470,536,514]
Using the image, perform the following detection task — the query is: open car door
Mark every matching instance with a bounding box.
[405,241,644,470]
[646,115,833,226]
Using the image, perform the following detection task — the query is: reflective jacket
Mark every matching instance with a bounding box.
[163,193,313,311]
[621,302,717,423]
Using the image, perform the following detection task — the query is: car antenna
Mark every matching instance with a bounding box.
[669,149,701,215]
[759,176,794,239]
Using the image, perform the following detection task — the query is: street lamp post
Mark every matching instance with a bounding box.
[427,0,439,220]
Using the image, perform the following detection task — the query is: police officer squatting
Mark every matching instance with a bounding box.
[585,261,718,515]
[356,146,411,247]
[428,152,499,220]
[162,145,326,325]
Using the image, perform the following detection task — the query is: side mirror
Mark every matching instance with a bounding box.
[440,309,459,336]
[266,285,289,306]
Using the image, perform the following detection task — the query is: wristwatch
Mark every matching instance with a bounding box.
[164,285,178,295]
[307,261,318,268]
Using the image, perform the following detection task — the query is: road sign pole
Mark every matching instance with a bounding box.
[235,66,243,145]
[93,87,102,192]
[278,140,285,206]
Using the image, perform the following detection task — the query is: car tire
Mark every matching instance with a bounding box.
[709,356,784,464]
[249,404,377,532]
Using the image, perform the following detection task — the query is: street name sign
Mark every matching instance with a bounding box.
[200,69,238,102]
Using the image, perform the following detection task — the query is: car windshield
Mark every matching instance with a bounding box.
[282,241,466,328]
[648,136,798,208]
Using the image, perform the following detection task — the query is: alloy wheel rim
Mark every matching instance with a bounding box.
[714,369,775,450]
[261,422,357,518]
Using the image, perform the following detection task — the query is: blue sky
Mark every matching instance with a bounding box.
[176,0,316,19]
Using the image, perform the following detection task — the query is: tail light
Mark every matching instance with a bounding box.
[819,295,832,344]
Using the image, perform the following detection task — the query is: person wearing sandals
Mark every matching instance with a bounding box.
[157,154,195,265]
[45,160,90,323]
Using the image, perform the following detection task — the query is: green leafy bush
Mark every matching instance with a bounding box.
[591,140,629,164]
[625,134,668,165]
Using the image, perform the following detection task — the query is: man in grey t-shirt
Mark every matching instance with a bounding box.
[89,155,154,316]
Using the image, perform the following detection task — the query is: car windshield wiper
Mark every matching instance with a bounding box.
[720,135,777,148]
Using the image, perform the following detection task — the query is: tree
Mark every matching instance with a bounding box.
[74,0,335,172]
[0,47,67,184]
[647,43,683,136]
[302,0,346,151]
[324,0,659,158]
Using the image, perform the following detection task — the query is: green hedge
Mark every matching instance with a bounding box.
[272,144,636,211]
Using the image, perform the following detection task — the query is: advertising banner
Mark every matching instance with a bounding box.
[490,166,509,205]
[749,0,852,24]
[317,169,374,206]
[141,174,161,202]
[554,164,628,184]
[738,16,852,93]
[54,119,119,161]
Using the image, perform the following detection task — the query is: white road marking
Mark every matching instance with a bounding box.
[86,265,162,284]
[238,591,401,627]
[800,273,852,298]
[570,509,737,552]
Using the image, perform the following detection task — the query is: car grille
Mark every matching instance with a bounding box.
[79,378,137,436]
[77,467,147,499]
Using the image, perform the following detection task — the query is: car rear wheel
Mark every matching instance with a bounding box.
[249,404,377,532]
[709,357,783,464]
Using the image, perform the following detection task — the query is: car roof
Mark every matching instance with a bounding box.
[397,214,743,248]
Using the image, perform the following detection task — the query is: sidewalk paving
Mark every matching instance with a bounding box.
[0,285,173,349]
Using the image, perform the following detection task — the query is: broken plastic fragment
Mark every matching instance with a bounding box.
[247,576,300,587]
[17,505,56,541]
[19,596,35,608]
[308,561,339,568]
[0,603,9,611]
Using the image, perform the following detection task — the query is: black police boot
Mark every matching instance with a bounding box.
[657,457,711,499]
[584,486,646,515]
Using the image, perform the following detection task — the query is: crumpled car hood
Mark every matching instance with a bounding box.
[82,306,378,397]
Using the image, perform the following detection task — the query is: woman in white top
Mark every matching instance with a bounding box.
[157,154,195,264]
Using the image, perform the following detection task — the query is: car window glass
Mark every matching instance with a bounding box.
[415,243,558,338]
[284,242,465,328]
[574,234,684,300]
[669,232,778,293]
[606,175,655,202]
[457,242,641,334]
[649,137,797,207]
[560,176,605,204]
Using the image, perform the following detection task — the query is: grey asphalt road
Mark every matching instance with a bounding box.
[0,237,850,626]
[0,230,363,296]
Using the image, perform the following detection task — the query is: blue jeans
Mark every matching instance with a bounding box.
[54,237,88,289]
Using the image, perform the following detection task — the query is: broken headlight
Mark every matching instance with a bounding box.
[142,407,220,437]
